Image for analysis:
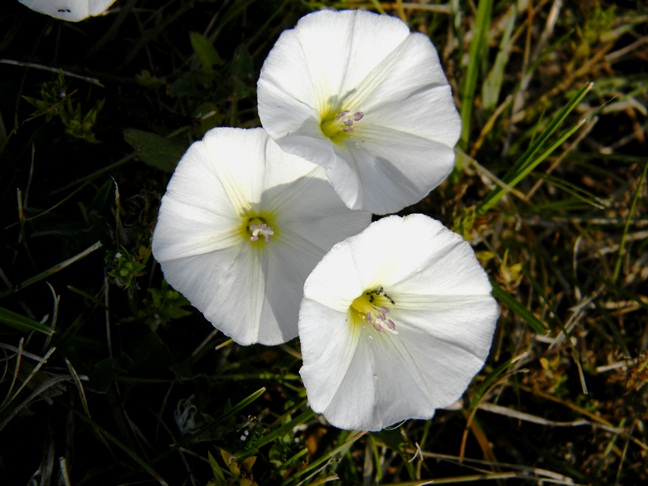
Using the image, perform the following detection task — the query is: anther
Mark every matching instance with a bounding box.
[249,223,274,243]
[335,110,364,133]
[351,286,398,335]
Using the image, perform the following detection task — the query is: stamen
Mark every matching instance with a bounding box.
[350,286,398,335]
[249,223,274,243]
[321,109,365,140]
[337,111,364,132]
[335,110,350,120]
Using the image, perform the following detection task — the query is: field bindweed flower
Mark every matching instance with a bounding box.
[257,9,461,215]
[18,0,117,22]
[298,214,498,431]
[152,128,371,346]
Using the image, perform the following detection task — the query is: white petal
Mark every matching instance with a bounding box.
[299,300,361,412]
[257,9,412,165]
[292,10,411,105]
[201,128,270,211]
[258,10,460,214]
[365,85,461,145]
[259,10,410,124]
[161,245,282,345]
[385,215,493,296]
[348,33,456,119]
[267,173,371,254]
[18,0,115,21]
[301,230,371,311]
[152,129,260,262]
[395,297,498,364]
[301,320,434,431]
[327,131,455,214]
[153,127,371,345]
[88,0,116,16]
[298,214,498,430]
[334,215,406,290]
[152,197,241,262]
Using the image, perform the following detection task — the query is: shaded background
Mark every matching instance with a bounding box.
[0,1,646,484]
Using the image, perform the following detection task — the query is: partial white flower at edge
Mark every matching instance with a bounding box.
[18,0,117,22]
[152,127,371,346]
[258,9,461,215]
[298,214,499,431]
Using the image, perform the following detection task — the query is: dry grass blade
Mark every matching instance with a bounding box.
[478,402,590,427]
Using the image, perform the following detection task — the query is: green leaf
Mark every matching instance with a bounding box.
[190,31,225,70]
[123,129,187,173]
[0,307,53,335]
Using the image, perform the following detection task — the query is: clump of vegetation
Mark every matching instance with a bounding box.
[1,0,646,484]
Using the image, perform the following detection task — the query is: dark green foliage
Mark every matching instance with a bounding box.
[0,0,646,484]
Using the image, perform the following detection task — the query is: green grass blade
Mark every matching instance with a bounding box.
[459,0,493,151]
[531,172,607,210]
[612,161,648,284]
[284,430,367,486]
[478,83,592,214]
[491,281,548,335]
[0,241,102,298]
[507,119,586,189]
[367,0,387,15]
[482,3,517,112]
[239,408,315,459]
[0,307,53,335]
[506,82,592,181]
[469,353,528,410]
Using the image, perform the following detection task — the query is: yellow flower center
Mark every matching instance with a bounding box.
[349,286,397,334]
[320,107,364,145]
[240,212,278,247]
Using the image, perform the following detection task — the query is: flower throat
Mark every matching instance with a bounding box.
[350,286,397,334]
[320,108,364,144]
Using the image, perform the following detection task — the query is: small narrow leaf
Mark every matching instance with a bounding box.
[124,129,187,173]
[190,32,225,70]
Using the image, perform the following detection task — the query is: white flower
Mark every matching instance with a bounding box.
[152,128,371,346]
[298,214,498,431]
[257,9,461,215]
[18,0,116,22]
